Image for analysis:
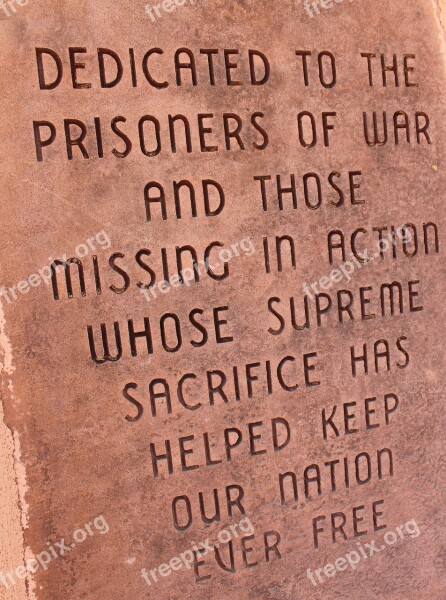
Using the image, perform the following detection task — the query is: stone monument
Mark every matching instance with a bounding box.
[0,0,445,598]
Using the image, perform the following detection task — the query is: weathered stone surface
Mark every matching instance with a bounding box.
[0,1,445,598]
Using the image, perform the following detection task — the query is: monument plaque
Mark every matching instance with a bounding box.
[0,0,445,598]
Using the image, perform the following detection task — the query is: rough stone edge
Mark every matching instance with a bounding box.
[437,0,446,29]
[0,298,32,600]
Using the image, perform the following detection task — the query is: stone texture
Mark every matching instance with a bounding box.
[0,1,445,599]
